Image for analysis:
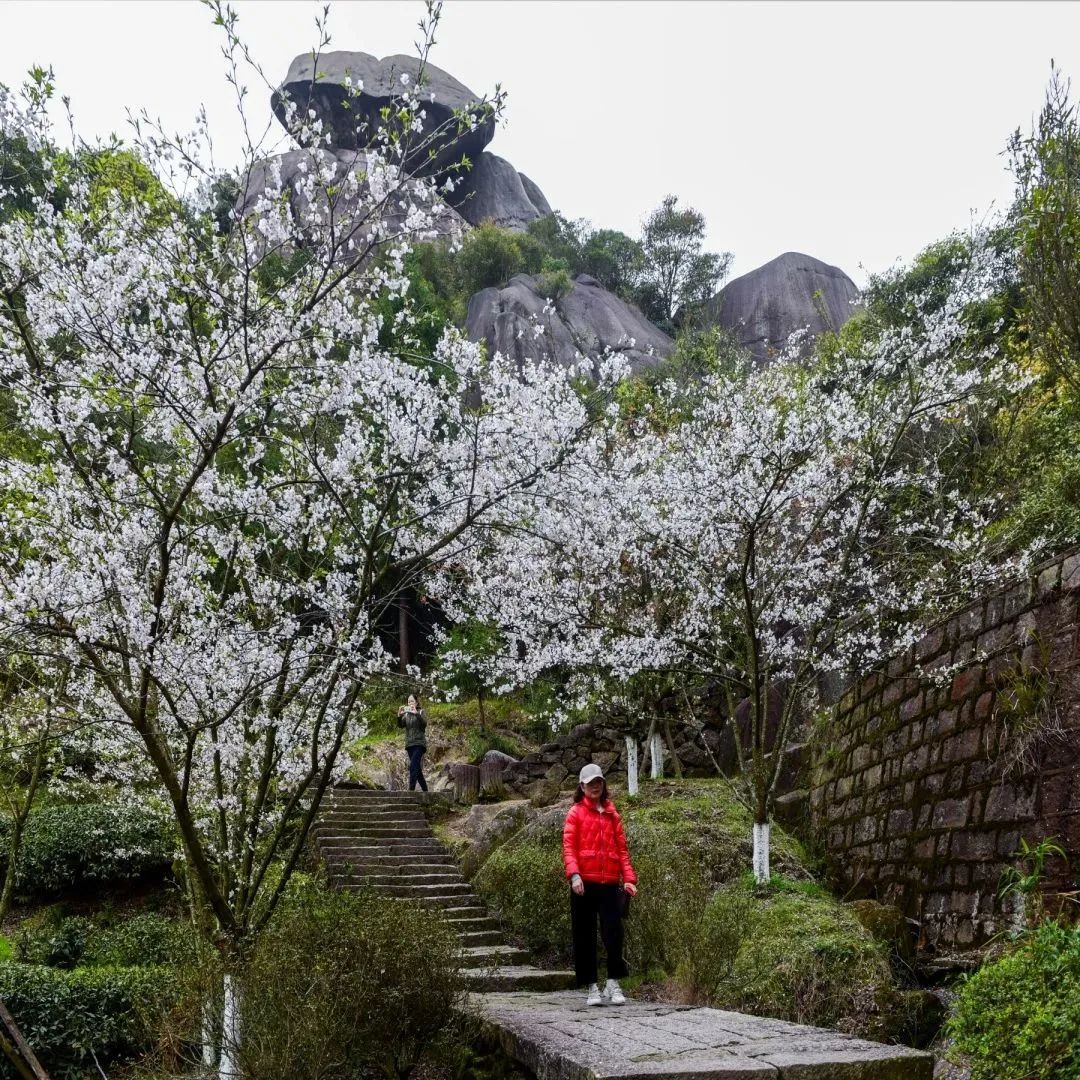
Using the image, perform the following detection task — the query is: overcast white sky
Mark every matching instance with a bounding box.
[2,1,1078,286]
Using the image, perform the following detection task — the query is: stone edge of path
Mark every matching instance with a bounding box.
[468,991,934,1080]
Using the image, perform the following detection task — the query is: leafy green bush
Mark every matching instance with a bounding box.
[0,962,179,1079]
[474,781,810,974]
[10,803,176,895]
[679,877,893,1035]
[947,920,1080,1079]
[236,883,465,1080]
[83,912,196,968]
[15,913,94,969]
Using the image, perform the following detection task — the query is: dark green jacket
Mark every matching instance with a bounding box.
[397,708,427,749]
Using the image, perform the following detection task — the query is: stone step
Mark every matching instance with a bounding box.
[461,966,577,993]
[360,881,473,899]
[437,905,492,922]
[471,990,934,1078]
[457,928,505,947]
[320,823,432,836]
[319,809,430,821]
[332,872,465,889]
[336,886,482,908]
[461,944,531,965]
[315,836,443,852]
[317,828,434,842]
[324,858,458,875]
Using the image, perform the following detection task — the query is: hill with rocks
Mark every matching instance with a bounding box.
[702,251,862,363]
[259,51,861,370]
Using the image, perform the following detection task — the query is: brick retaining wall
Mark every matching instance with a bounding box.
[809,548,1080,953]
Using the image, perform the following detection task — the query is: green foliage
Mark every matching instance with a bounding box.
[465,727,525,763]
[15,913,94,969]
[1008,63,1080,391]
[0,962,180,1080]
[237,882,465,1080]
[475,781,812,975]
[947,920,1080,1079]
[6,803,176,895]
[679,876,893,1034]
[639,194,731,330]
[83,912,196,968]
[13,907,193,972]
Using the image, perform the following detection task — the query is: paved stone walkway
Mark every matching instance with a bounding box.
[471,991,933,1080]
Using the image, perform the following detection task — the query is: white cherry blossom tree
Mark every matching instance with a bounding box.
[439,243,1022,882]
[0,6,615,1021]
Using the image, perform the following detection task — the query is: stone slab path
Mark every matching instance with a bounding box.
[471,991,933,1080]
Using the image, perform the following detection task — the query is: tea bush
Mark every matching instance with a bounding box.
[237,883,465,1080]
[7,803,176,895]
[0,963,179,1079]
[947,920,1080,1079]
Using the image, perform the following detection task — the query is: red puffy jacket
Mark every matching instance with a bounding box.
[562,798,637,885]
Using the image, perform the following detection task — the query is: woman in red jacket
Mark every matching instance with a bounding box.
[562,762,638,1006]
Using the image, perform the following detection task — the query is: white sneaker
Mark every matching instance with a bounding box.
[603,979,626,1005]
[586,983,603,1006]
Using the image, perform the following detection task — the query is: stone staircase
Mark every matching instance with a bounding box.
[314,788,575,992]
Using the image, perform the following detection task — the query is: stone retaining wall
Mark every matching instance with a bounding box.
[809,547,1080,953]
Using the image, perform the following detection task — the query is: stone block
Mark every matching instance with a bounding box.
[932,796,971,830]
[1038,562,1062,597]
[900,693,925,722]
[951,830,995,861]
[950,665,985,702]
[1063,552,1080,592]
[985,782,1036,822]
[916,627,945,661]
[888,807,913,837]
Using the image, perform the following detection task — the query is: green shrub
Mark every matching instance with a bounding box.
[0,962,179,1079]
[475,782,809,974]
[947,920,1080,1079]
[15,913,95,969]
[237,883,465,1080]
[12,803,176,895]
[679,876,894,1035]
[83,913,196,968]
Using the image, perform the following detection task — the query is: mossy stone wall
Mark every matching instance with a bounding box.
[810,547,1080,953]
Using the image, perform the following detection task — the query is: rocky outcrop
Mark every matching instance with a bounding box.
[235,147,466,250]
[465,273,672,376]
[449,152,552,230]
[272,51,494,177]
[703,251,861,363]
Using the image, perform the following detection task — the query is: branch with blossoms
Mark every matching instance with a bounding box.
[0,3,611,975]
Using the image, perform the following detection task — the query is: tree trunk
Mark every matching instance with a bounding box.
[662,718,683,778]
[219,973,240,1080]
[649,731,664,780]
[625,736,639,796]
[752,821,770,885]
[641,716,657,775]
[398,595,410,674]
[0,820,24,926]
[477,686,486,731]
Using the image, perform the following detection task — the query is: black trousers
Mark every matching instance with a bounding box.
[407,745,428,792]
[570,881,627,987]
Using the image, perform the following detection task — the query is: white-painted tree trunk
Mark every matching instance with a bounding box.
[649,731,664,779]
[219,973,240,1079]
[202,998,217,1069]
[753,822,770,884]
[625,736,638,796]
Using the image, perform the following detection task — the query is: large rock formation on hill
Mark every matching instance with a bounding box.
[703,252,861,363]
[270,51,553,232]
[448,152,552,230]
[235,148,466,252]
[466,273,672,375]
[272,51,495,177]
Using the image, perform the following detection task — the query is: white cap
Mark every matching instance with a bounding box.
[578,763,604,785]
